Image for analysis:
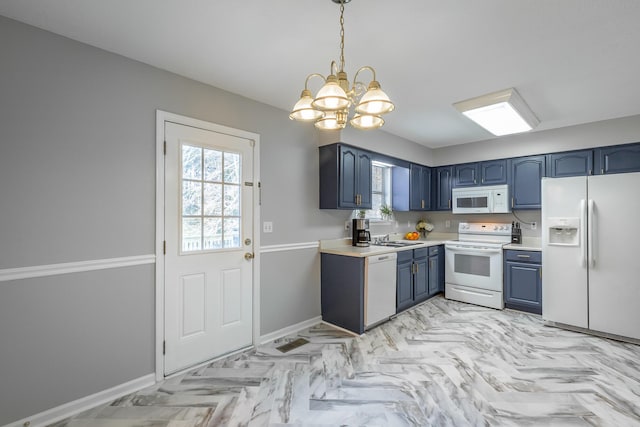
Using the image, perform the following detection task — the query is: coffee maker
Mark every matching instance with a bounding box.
[352,218,371,247]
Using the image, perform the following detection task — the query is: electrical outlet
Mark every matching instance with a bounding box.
[263,221,273,233]
[445,220,451,228]
[531,222,537,230]
[345,221,350,231]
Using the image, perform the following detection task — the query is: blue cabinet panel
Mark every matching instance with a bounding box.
[396,255,414,312]
[414,257,429,302]
[319,143,372,209]
[435,166,453,210]
[321,254,365,333]
[594,142,640,175]
[548,150,593,177]
[509,155,546,210]
[480,159,508,185]
[391,167,410,211]
[454,163,479,187]
[504,250,542,315]
[339,147,358,208]
[410,164,433,211]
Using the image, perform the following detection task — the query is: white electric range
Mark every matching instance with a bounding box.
[444,222,512,309]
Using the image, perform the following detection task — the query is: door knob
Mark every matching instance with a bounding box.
[244,252,255,260]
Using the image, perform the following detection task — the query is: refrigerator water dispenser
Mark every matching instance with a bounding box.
[547,217,580,246]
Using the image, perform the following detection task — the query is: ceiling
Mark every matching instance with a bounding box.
[1,0,640,148]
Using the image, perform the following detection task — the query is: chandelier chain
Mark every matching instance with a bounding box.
[339,1,345,72]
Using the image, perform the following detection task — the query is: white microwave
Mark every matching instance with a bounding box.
[452,184,510,214]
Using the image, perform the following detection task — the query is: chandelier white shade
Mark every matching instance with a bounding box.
[453,88,539,136]
[289,0,394,131]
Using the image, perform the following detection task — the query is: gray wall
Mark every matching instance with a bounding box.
[0,15,393,424]
[432,114,640,166]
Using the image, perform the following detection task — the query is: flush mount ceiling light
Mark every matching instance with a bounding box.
[453,88,540,136]
[289,0,394,131]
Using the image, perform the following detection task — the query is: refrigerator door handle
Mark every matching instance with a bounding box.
[580,199,587,268]
[588,199,595,267]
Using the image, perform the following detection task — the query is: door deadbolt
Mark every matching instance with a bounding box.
[244,238,252,245]
[244,252,255,260]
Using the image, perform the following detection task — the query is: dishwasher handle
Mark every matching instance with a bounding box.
[369,253,398,263]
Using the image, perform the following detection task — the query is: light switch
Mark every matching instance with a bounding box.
[445,220,451,228]
[263,221,273,233]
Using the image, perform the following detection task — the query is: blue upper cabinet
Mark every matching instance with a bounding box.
[409,164,432,211]
[594,142,640,175]
[480,159,508,185]
[547,149,594,177]
[453,162,479,187]
[509,155,546,210]
[435,166,453,210]
[319,143,372,209]
[454,160,507,187]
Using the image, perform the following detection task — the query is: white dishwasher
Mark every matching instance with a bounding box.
[365,252,397,329]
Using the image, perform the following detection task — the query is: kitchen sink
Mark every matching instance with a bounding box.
[373,241,422,247]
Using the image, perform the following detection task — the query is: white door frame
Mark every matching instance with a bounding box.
[155,110,261,381]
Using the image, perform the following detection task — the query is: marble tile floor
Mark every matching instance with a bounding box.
[50,296,640,426]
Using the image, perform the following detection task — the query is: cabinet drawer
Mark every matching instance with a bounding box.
[413,247,429,259]
[397,249,414,263]
[428,245,441,256]
[505,250,541,263]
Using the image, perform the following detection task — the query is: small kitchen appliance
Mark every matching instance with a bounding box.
[452,184,510,214]
[352,218,371,247]
[511,221,522,244]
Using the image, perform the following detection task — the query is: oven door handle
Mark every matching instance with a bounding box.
[445,245,502,254]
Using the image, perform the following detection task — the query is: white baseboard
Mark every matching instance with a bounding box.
[259,316,322,345]
[6,374,155,427]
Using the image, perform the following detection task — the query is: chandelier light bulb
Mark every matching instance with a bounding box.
[350,113,384,130]
[355,81,395,115]
[312,75,350,111]
[315,111,345,130]
[289,89,324,121]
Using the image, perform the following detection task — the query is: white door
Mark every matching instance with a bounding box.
[164,121,254,375]
[588,172,640,340]
[541,176,588,328]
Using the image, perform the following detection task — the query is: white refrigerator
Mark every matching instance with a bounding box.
[542,172,640,341]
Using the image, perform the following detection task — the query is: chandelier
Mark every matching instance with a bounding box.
[289,0,394,131]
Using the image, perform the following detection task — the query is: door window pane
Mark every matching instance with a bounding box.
[182,145,202,180]
[182,181,202,215]
[224,152,240,184]
[182,218,202,252]
[204,149,222,182]
[181,144,242,253]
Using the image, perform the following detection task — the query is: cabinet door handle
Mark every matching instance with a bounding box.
[517,254,530,258]
[511,197,514,208]
[421,199,425,209]
[448,199,451,209]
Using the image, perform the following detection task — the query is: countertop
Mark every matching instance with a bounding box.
[320,234,452,258]
[321,234,542,256]
[503,237,542,251]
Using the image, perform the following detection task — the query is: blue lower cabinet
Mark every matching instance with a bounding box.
[396,251,414,312]
[321,253,365,334]
[428,245,444,295]
[397,245,444,313]
[504,250,542,314]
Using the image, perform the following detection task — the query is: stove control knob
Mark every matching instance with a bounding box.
[493,225,498,230]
